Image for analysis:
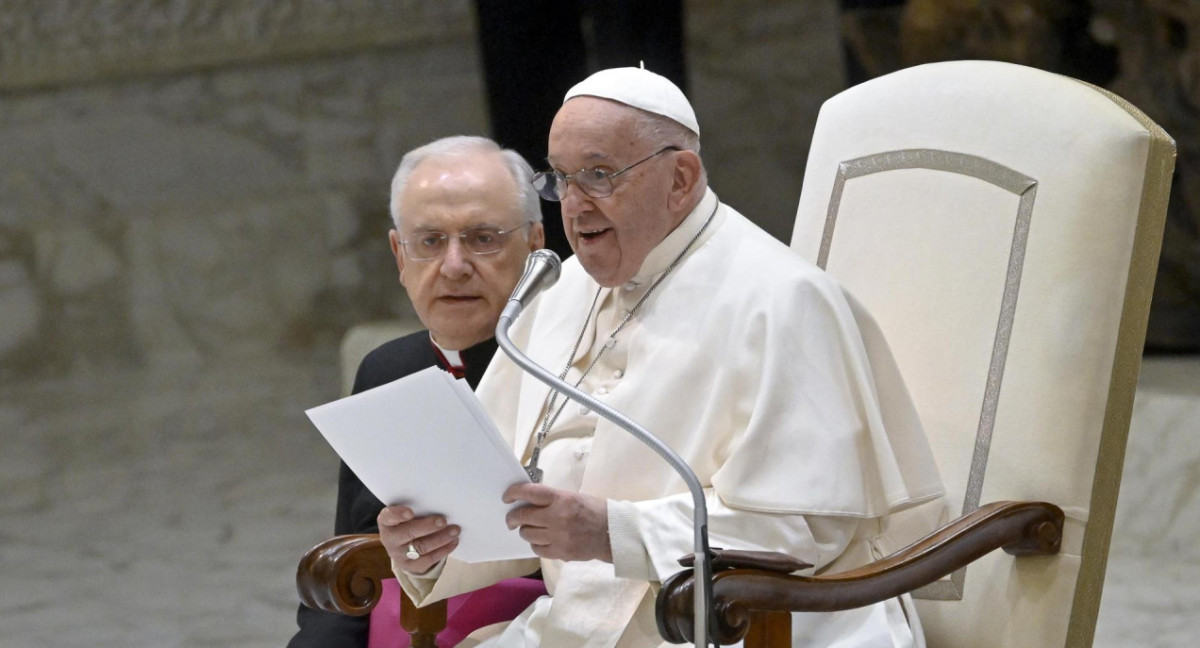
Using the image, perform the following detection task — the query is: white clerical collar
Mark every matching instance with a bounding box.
[429,334,464,368]
[627,188,720,287]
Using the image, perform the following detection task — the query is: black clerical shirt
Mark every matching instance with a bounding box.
[289,331,499,648]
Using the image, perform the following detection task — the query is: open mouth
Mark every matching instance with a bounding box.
[579,227,612,241]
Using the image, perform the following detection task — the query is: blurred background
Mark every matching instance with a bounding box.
[0,1,1196,646]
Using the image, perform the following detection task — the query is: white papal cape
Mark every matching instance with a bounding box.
[397,189,946,647]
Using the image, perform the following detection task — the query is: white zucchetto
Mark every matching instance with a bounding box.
[563,67,699,136]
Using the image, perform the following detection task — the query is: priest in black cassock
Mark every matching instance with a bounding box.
[289,135,545,648]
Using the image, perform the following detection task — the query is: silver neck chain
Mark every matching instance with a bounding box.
[525,201,718,482]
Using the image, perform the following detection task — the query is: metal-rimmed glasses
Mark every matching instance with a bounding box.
[531,146,681,202]
[399,222,533,261]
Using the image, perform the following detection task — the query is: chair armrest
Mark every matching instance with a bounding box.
[678,548,812,573]
[656,500,1064,645]
[296,534,393,616]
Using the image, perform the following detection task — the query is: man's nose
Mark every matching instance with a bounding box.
[560,181,593,218]
[439,238,474,278]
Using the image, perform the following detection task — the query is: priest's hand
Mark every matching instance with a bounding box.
[377,505,460,575]
[504,483,612,563]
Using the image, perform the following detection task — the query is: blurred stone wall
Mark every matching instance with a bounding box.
[688,0,844,243]
[0,0,845,382]
[1091,0,1200,352]
[0,1,489,381]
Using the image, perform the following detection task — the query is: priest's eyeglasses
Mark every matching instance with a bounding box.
[531,146,681,201]
[400,222,533,261]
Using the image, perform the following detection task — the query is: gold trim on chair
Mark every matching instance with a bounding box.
[820,149,1038,600]
[1062,83,1176,648]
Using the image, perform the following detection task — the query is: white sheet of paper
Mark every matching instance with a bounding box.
[305,366,535,563]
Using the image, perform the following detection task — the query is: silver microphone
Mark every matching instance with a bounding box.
[502,249,561,320]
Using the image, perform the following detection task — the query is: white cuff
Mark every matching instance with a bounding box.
[392,558,445,602]
[607,499,654,580]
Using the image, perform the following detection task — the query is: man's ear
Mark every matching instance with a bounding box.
[527,222,546,252]
[668,150,703,212]
[388,229,406,281]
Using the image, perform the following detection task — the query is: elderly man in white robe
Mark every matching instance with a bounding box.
[376,67,947,647]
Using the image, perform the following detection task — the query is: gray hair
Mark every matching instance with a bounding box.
[389,135,541,229]
[629,109,706,182]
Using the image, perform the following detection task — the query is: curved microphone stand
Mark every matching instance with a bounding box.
[495,250,715,647]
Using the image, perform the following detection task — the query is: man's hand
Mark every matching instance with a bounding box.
[504,483,612,562]
[377,506,460,575]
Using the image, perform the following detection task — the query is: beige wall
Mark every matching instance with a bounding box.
[0,0,844,380]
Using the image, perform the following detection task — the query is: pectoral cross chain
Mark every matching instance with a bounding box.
[525,445,544,483]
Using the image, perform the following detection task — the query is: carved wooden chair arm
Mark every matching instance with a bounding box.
[295,533,456,647]
[657,500,1064,645]
[296,533,394,616]
[678,548,813,573]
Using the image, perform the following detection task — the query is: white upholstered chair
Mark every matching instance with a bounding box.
[657,60,1174,647]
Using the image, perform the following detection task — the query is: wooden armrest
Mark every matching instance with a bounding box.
[296,534,393,616]
[296,534,449,646]
[679,548,813,573]
[656,500,1064,645]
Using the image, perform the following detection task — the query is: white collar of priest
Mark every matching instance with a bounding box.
[429,334,465,369]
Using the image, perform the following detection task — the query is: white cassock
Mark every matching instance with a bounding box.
[397,189,947,647]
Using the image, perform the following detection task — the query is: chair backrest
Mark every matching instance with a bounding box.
[790,60,1173,647]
